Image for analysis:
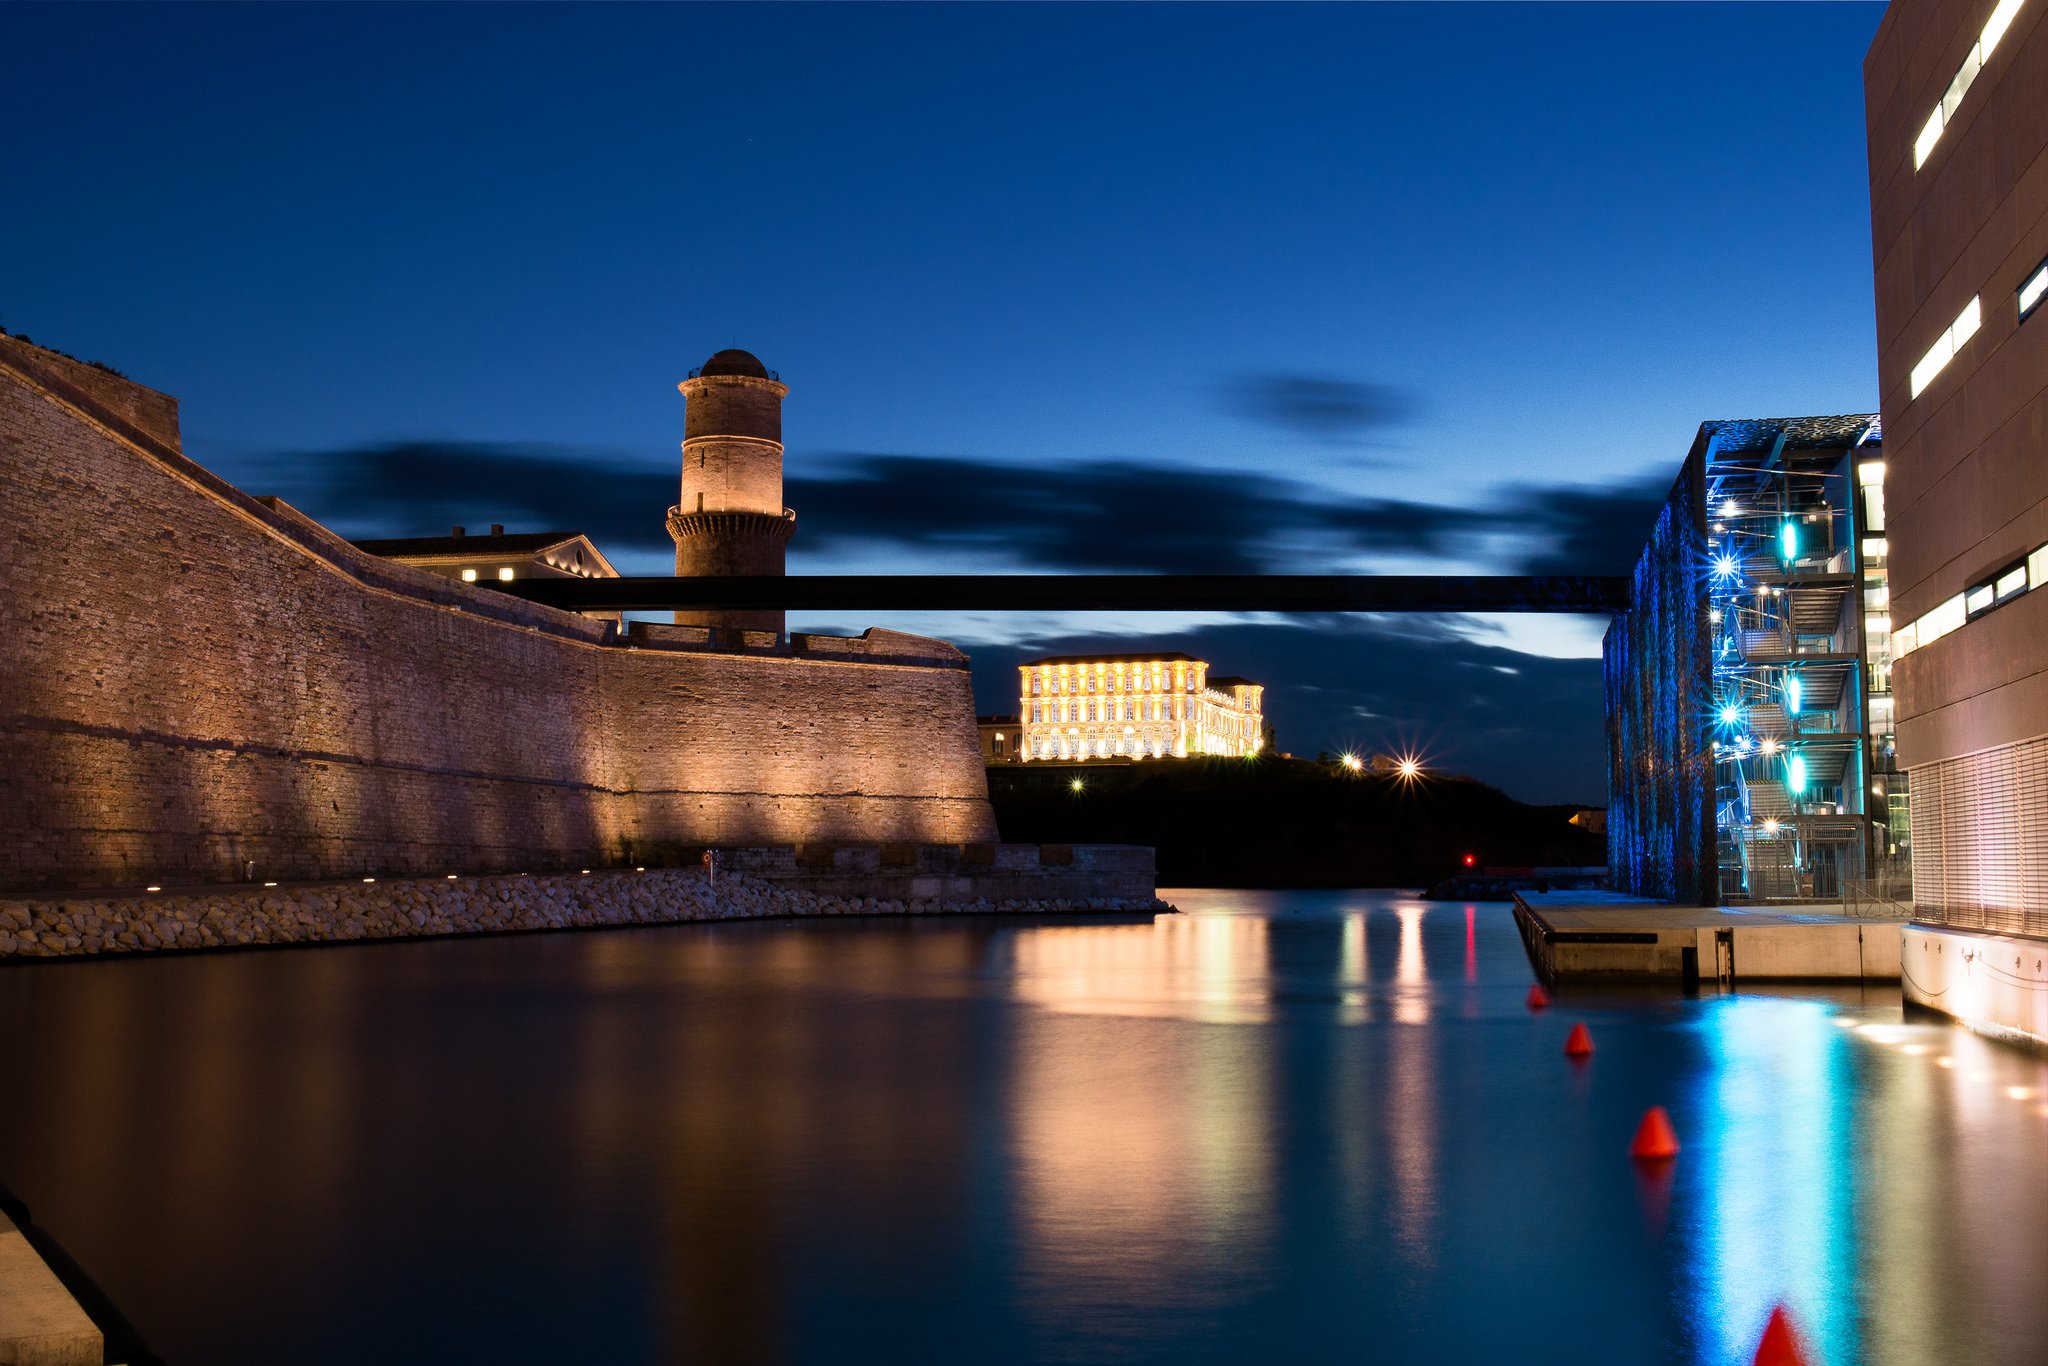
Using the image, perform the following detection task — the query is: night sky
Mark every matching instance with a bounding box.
[5,2,1886,804]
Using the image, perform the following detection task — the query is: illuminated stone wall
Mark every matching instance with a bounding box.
[0,337,996,892]
[1603,450,1717,905]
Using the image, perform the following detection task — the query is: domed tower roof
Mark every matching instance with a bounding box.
[696,348,771,379]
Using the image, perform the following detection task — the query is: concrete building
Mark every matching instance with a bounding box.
[667,348,797,636]
[1016,653,1264,761]
[1865,0,2048,1038]
[1868,0,2046,925]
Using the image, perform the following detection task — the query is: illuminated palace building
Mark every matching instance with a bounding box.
[1017,653,1264,762]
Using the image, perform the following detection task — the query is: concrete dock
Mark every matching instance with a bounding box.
[1514,890,1903,985]
[0,1208,101,1366]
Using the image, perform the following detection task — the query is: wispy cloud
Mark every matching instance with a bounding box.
[1220,372,1417,451]
[265,441,1668,580]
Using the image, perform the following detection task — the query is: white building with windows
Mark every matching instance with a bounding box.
[1016,652,1264,762]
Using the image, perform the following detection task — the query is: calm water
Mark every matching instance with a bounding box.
[4,890,2048,1364]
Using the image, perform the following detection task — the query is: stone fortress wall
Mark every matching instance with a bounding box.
[0,335,1000,893]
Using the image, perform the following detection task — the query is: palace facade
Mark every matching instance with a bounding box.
[1016,653,1264,761]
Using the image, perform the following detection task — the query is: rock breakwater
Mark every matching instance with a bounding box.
[0,868,1173,962]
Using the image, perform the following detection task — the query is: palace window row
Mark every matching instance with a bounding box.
[1026,671,1202,696]
[1031,735,1178,759]
[1031,699,1190,723]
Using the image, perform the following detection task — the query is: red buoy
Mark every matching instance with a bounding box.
[1564,1022,1593,1056]
[1630,1106,1681,1161]
[1526,983,1552,1010]
[1752,1304,1809,1365]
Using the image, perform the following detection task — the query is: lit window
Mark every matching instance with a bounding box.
[1996,564,2028,601]
[1982,0,2026,57]
[1966,582,1996,615]
[1922,593,1968,645]
[461,568,478,582]
[1913,0,2026,170]
[2021,257,2048,322]
[1909,296,1981,398]
[497,567,515,582]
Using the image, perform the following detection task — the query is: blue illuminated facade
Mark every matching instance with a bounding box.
[1607,415,1901,904]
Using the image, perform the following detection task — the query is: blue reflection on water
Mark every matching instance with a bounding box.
[1682,996,1857,1365]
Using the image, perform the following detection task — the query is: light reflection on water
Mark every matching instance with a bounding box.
[1,889,2046,1363]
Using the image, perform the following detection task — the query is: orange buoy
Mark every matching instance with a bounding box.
[1564,1022,1593,1056]
[1630,1106,1681,1161]
[1752,1303,1809,1365]
[1526,983,1552,1010]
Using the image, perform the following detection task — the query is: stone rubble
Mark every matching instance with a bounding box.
[0,869,1174,961]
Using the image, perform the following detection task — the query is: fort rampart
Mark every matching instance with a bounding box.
[0,336,1002,892]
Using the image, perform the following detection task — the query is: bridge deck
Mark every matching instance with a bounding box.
[494,573,1631,614]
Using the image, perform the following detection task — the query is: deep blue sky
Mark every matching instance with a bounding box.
[5,2,1886,804]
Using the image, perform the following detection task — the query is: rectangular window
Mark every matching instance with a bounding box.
[2021,256,2048,322]
[1909,296,1981,398]
[1922,593,1967,644]
[1914,0,2026,169]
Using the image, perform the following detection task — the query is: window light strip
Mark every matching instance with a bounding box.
[2021,258,2048,321]
[1895,539,2048,659]
[1909,295,1981,399]
[1914,0,2026,169]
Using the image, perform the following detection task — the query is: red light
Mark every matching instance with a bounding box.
[1463,854,1475,867]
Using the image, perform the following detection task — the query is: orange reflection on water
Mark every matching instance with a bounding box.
[1387,906,1438,1264]
[1009,914,1271,1024]
[1009,943,1275,1315]
[1393,904,1431,1024]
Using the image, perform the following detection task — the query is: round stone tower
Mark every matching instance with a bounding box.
[666,348,795,635]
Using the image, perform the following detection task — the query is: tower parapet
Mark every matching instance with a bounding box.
[669,347,794,634]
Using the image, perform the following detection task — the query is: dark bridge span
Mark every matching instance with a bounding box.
[495,574,1630,614]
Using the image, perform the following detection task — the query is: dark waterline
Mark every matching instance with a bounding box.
[3,890,2046,1364]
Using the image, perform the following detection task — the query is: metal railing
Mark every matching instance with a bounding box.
[1841,867,1915,919]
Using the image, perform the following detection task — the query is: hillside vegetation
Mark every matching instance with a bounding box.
[987,758,1603,888]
